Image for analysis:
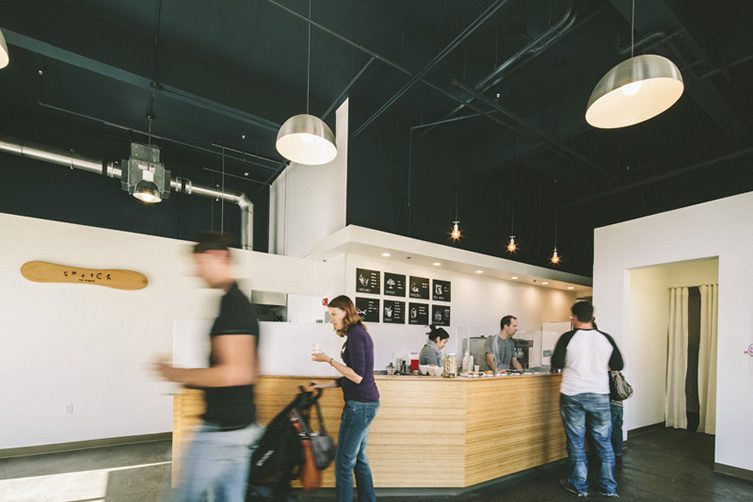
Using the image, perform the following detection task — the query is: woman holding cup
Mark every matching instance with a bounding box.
[310,295,380,502]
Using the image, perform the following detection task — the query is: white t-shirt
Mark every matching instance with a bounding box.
[560,329,614,396]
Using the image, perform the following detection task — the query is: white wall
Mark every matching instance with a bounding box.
[269,100,349,257]
[593,191,753,472]
[625,259,717,429]
[344,254,575,370]
[0,212,332,449]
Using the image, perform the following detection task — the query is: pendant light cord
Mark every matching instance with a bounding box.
[220,147,225,236]
[631,0,635,58]
[306,0,311,115]
[454,167,459,220]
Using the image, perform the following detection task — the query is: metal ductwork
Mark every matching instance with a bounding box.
[0,135,254,250]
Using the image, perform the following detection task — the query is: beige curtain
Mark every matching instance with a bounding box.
[697,284,718,434]
[665,287,688,429]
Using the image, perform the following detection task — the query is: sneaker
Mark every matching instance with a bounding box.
[560,479,588,497]
[599,492,620,498]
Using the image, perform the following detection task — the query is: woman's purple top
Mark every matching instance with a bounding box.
[338,324,380,402]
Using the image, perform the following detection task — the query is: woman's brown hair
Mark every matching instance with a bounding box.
[327,295,365,337]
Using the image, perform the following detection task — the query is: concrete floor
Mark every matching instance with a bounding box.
[0,427,751,501]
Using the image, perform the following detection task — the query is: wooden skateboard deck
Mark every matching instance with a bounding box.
[20,261,149,290]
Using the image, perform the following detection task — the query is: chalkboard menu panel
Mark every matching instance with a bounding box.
[408,302,429,325]
[432,279,451,302]
[383,273,406,297]
[356,268,381,294]
[431,305,451,326]
[382,300,405,324]
[356,297,381,322]
[408,276,430,299]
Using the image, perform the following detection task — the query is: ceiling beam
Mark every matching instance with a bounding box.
[3,29,282,135]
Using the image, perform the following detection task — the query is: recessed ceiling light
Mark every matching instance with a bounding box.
[511,276,519,280]
[381,252,391,257]
[542,281,550,285]
[475,270,483,274]
[432,262,442,267]
[567,286,575,290]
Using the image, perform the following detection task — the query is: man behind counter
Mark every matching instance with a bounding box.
[485,315,523,372]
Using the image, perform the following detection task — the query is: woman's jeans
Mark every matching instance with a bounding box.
[336,400,380,502]
[170,421,264,502]
[560,393,617,495]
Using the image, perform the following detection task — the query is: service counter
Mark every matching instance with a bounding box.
[173,373,566,489]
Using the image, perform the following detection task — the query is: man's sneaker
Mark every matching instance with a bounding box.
[599,492,620,498]
[560,479,588,497]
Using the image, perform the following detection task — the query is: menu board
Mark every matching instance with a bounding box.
[431,305,451,327]
[432,279,451,302]
[356,268,380,294]
[408,302,429,325]
[356,297,380,322]
[382,300,405,324]
[408,276,430,299]
[383,272,406,297]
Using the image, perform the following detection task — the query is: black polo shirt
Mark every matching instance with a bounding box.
[203,282,260,429]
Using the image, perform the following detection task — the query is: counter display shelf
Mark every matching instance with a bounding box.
[173,373,566,489]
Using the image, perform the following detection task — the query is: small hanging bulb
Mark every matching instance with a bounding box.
[450,220,461,241]
[550,247,561,265]
[506,235,517,253]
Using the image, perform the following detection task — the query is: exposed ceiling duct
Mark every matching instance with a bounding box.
[0,136,254,250]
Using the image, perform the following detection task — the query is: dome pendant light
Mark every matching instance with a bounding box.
[276,1,337,165]
[0,30,10,69]
[585,1,683,129]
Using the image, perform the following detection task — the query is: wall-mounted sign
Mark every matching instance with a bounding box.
[356,268,381,294]
[383,272,406,297]
[432,279,451,302]
[356,297,380,322]
[20,261,148,290]
[408,276,430,299]
[408,302,429,325]
[431,305,451,327]
[382,300,405,324]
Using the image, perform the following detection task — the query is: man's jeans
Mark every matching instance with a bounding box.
[610,402,624,457]
[170,421,264,502]
[560,393,617,495]
[336,400,380,502]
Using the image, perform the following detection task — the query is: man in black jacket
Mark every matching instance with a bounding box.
[552,301,623,498]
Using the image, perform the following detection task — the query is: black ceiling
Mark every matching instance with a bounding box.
[1,0,752,276]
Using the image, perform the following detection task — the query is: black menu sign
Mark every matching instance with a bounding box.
[408,302,429,325]
[432,279,451,302]
[356,268,380,294]
[409,276,430,299]
[356,297,380,322]
[382,300,405,324]
[383,273,406,297]
[432,305,451,326]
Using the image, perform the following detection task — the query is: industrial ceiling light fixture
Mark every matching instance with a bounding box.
[585,0,683,128]
[450,167,462,241]
[0,30,9,69]
[506,200,517,253]
[123,114,170,204]
[276,0,337,165]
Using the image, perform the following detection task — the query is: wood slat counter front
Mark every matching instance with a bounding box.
[173,373,566,489]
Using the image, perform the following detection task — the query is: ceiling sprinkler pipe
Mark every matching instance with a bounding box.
[0,135,253,250]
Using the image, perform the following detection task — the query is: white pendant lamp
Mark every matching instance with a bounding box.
[0,30,10,69]
[276,114,336,165]
[276,0,337,166]
[585,1,683,129]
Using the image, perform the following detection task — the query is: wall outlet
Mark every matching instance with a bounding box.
[65,403,74,414]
